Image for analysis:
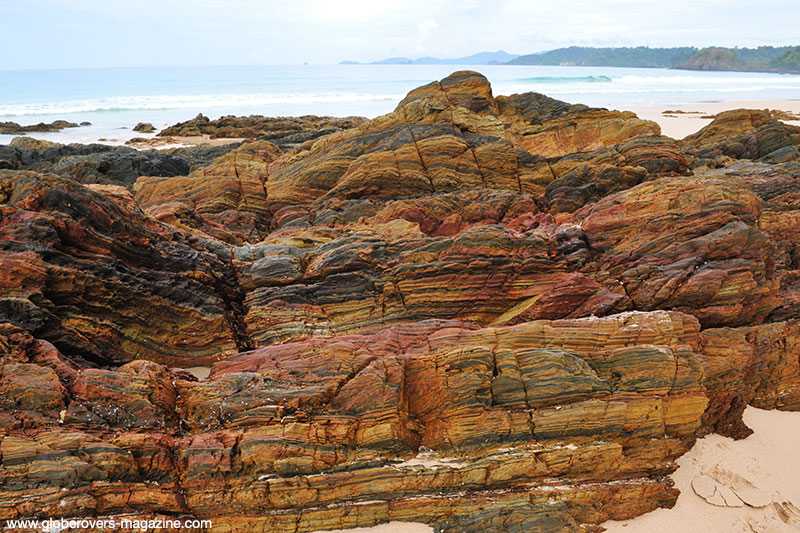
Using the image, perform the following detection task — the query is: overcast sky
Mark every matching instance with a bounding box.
[2,0,798,69]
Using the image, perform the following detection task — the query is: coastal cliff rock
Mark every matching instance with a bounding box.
[1,71,799,532]
[575,176,777,327]
[0,313,704,530]
[1,313,798,531]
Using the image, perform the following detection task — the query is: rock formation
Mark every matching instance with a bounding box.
[1,71,799,532]
[132,122,156,133]
[158,113,368,145]
[0,141,192,186]
[0,120,81,135]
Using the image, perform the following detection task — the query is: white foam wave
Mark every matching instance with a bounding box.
[613,74,800,84]
[0,92,405,117]
[496,72,800,96]
[497,84,800,96]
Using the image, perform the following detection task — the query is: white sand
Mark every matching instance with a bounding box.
[602,407,800,532]
[626,99,800,140]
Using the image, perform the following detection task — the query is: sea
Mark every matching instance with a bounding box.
[1,64,799,145]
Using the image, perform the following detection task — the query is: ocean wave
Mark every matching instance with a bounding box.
[496,84,800,96]
[514,75,612,83]
[0,92,406,117]
[613,74,800,85]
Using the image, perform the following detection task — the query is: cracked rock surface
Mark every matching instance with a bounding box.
[1,71,800,532]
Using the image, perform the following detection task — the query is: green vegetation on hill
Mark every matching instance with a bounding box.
[684,46,798,72]
[508,46,698,68]
[508,45,800,73]
[736,46,795,63]
[774,47,800,71]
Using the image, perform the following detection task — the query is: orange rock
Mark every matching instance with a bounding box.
[2,71,800,531]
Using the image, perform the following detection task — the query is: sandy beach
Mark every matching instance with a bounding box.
[602,407,800,533]
[628,99,800,139]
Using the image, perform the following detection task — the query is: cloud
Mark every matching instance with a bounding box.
[416,19,440,54]
[417,18,440,38]
[1,0,799,68]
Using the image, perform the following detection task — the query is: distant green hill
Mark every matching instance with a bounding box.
[683,46,798,72]
[507,45,800,73]
[774,47,800,71]
[508,46,697,68]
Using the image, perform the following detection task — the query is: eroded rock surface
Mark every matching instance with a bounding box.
[158,113,367,144]
[1,71,800,532]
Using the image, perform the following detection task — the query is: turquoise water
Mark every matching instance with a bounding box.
[1,64,799,144]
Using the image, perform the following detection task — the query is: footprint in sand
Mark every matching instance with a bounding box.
[773,501,800,525]
[747,502,800,532]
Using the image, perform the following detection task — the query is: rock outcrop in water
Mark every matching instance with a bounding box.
[132,122,156,133]
[0,120,81,135]
[1,71,799,532]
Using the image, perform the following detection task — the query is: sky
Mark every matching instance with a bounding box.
[2,0,799,70]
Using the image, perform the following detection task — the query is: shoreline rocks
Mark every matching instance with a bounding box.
[132,122,156,133]
[0,119,81,135]
[1,70,799,531]
[158,113,367,141]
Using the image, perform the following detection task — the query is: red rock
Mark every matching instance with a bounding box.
[577,177,778,327]
[0,172,245,366]
[2,71,800,532]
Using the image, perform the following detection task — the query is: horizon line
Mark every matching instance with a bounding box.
[4,44,798,72]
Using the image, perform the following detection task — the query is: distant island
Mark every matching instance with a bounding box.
[349,46,800,74]
[340,50,519,65]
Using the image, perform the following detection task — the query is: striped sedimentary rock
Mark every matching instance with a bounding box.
[2,70,800,531]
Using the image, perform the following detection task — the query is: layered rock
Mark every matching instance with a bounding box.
[0,313,706,531]
[1,70,799,532]
[234,222,634,346]
[684,109,800,166]
[134,141,281,243]
[264,72,661,211]
[0,142,191,186]
[1,311,798,531]
[0,171,245,366]
[575,176,778,327]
